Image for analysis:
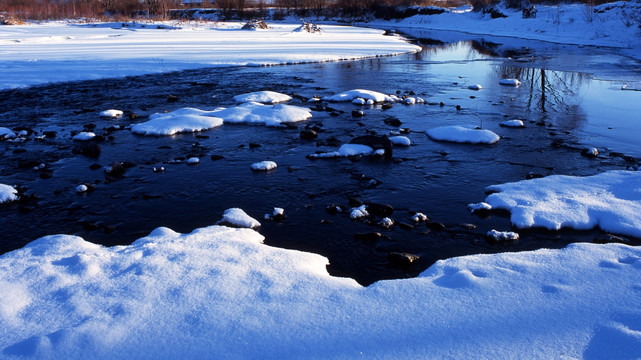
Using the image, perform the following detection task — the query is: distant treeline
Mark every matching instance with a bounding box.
[0,0,632,21]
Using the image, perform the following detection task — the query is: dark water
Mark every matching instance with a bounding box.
[1,30,640,285]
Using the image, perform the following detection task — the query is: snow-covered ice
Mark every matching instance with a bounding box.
[72,132,96,141]
[99,109,123,118]
[0,22,420,89]
[324,89,394,103]
[251,161,277,171]
[426,125,500,144]
[0,184,18,203]
[218,208,261,229]
[130,108,224,136]
[211,102,312,127]
[483,170,641,238]
[1,223,640,358]
[233,91,292,104]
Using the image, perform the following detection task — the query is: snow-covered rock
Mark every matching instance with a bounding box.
[499,79,521,87]
[308,144,376,159]
[486,229,520,242]
[426,125,500,144]
[324,89,394,103]
[251,161,277,171]
[233,91,292,104]
[219,208,261,229]
[75,184,89,193]
[500,120,525,128]
[389,136,411,146]
[131,108,224,136]
[350,205,369,219]
[72,132,96,141]
[468,84,482,90]
[100,109,123,118]
[186,157,200,165]
[0,184,18,203]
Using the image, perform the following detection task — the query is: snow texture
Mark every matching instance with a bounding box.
[72,132,95,141]
[251,161,277,171]
[1,224,640,358]
[324,89,393,103]
[233,91,292,104]
[211,102,312,127]
[483,170,641,238]
[130,108,224,136]
[0,184,18,203]
[426,125,500,144]
[219,208,261,229]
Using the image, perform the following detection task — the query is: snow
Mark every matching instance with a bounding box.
[233,91,292,104]
[500,119,525,128]
[482,170,641,238]
[0,184,18,203]
[412,212,428,222]
[308,143,376,158]
[99,109,123,118]
[499,79,522,87]
[75,184,88,193]
[186,157,200,165]
[72,132,96,141]
[0,127,15,139]
[211,102,312,127]
[468,84,483,90]
[218,208,261,229]
[389,136,411,146]
[486,229,520,242]
[251,161,277,171]
[350,205,369,219]
[130,108,224,136]
[468,202,492,213]
[426,125,500,144]
[324,89,394,103]
[1,223,641,358]
[0,22,419,89]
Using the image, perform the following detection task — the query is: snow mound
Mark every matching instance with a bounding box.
[100,109,123,118]
[350,205,369,219]
[486,229,520,242]
[219,208,261,229]
[251,161,277,171]
[426,125,500,144]
[233,91,292,104]
[131,108,224,136]
[500,120,525,128]
[0,184,18,203]
[483,170,641,238]
[468,84,482,90]
[72,132,96,141]
[212,102,312,127]
[186,157,200,165]
[308,144,375,158]
[324,89,393,103]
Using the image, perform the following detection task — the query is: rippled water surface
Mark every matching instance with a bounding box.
[1,30,640,284]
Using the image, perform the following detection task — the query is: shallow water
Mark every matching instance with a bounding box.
[1,31,640,285]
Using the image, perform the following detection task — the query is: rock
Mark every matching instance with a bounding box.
[460,223,477,230]
[353,232,383,241]
[526,172,544,180]
[249,142,261,149]
[388,252,419,268]
[167,95,179,102]
[352,110,365,118]
[39,169,54,179]
[89,163,102,170]
[43,131,57,138]
[300,129,318,139]
[72,142,101,158]
[350,135,393,159]
[210,155,224,161]
[325,204,343,214]
[581,147,599,158]
[384,117,402,127]
[381,103,394,110]
[426,222,446,231]
[594,233,630,244]
[364,202,394,217]
[399,222,414,230]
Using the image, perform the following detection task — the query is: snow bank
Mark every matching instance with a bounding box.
[324,89,393,103]
[0,22,420,90]
[483,170,641,238]
[233,91,292,104]
[426,125,500,144]
[131,108,224,136]
[212,102,312,127]
[0,184,18,203]
[1,223,640,358]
